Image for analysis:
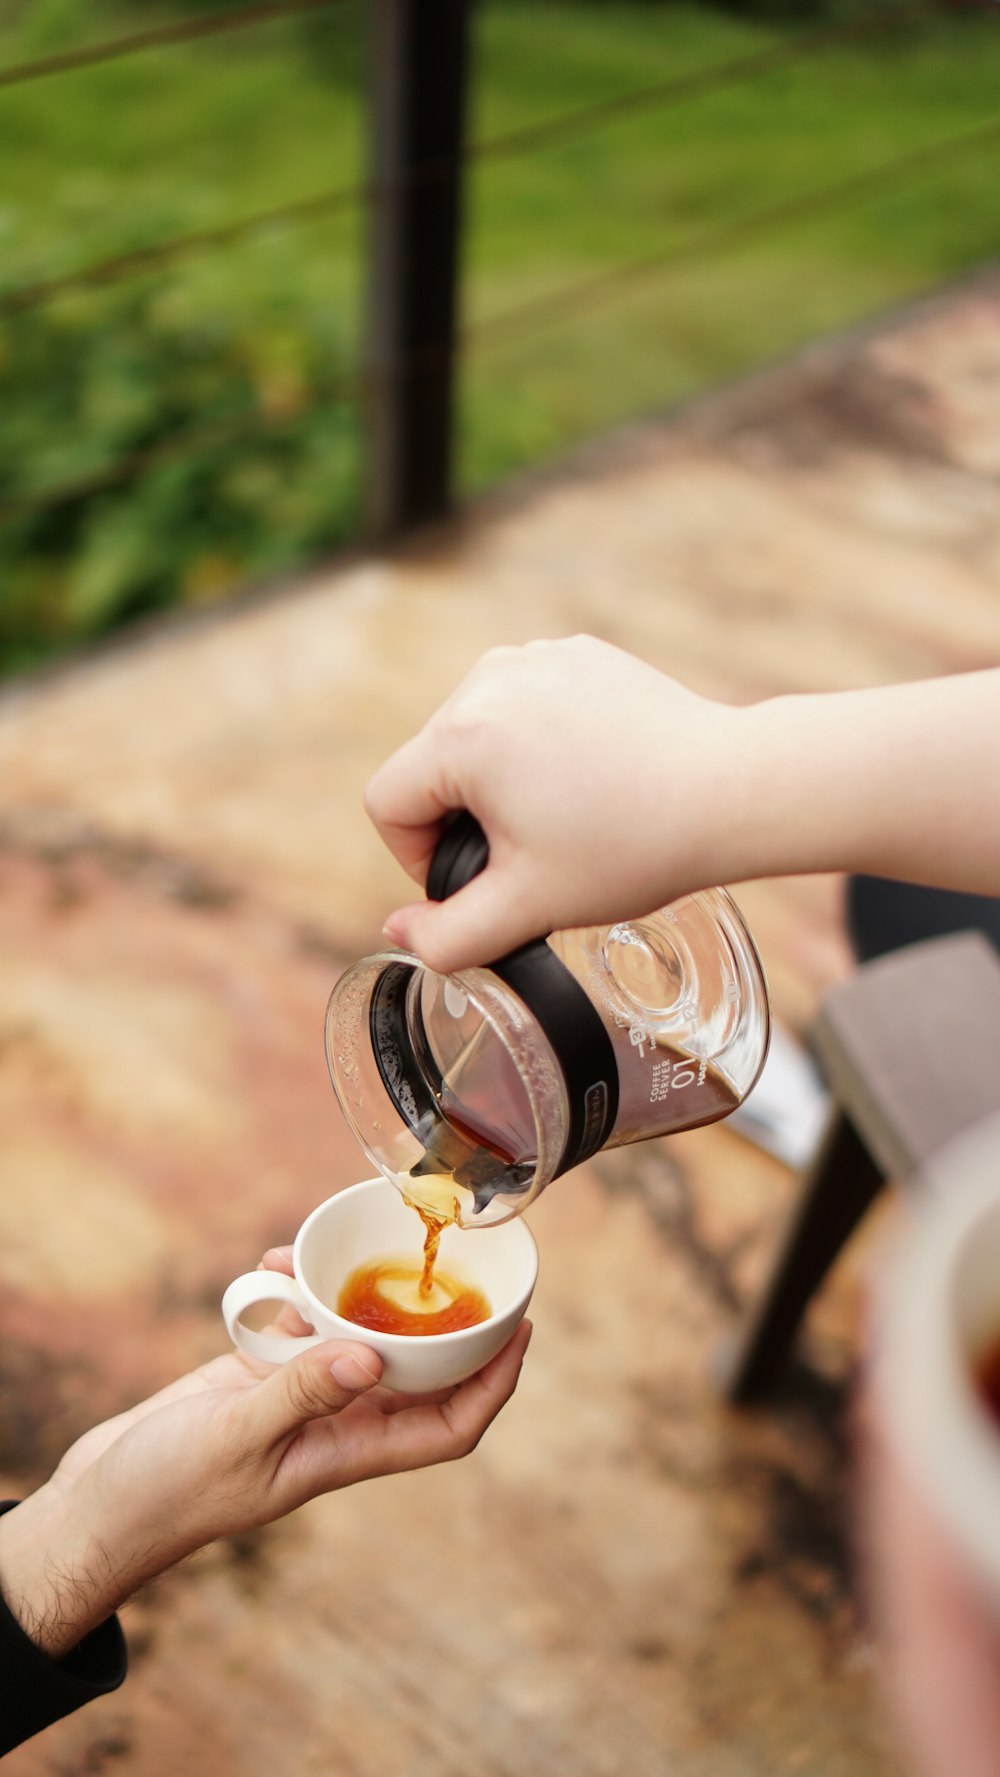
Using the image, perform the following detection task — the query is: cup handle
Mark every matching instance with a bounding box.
[222,1272,324,1366]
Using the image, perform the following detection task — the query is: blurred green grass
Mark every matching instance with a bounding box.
[462,2,1000,486]
[1,0,999,672]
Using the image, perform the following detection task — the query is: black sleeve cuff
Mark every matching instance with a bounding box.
[0,1501,127,1756]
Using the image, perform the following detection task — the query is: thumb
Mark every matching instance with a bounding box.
[384,868,536,974]
[250,1341,383,1443]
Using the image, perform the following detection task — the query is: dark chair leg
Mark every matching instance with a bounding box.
[718,1110,885,1404]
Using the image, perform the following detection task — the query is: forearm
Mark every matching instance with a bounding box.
[721,671,1000,896]
[0,1482,138,1660]
[367,642,1000,971]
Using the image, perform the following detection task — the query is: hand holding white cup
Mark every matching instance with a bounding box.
[222,1177,538,1393]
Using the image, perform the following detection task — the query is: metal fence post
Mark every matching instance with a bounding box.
[365,0,471,540]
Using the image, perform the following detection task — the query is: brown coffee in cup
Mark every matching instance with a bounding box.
[974,1330,1000,1428]
[337,1258,490,1337]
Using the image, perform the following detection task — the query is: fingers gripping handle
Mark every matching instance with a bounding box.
[426,811,490,901]
[222,1272,323,1366]
[427,811,619,1177]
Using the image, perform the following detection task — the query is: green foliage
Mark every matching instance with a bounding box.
[0,0,365,675]
[1,0,1000,675]
[0,273,360,673]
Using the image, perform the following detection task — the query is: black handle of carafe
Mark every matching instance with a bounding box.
[426,810,554,1041]
[426,812,619,1176]
[426,810,493,904]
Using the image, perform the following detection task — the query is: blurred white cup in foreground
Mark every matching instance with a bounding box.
[867,1112,1000,1777]
[875,1110,1000,1602]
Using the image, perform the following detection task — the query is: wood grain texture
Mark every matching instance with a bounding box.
[4,274,1000,1776]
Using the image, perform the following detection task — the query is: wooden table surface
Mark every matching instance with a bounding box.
[2,274,1000,1777]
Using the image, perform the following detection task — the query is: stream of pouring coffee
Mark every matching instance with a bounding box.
[403,1174,467,1295]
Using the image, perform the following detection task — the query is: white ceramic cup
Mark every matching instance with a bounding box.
[876,1111,1000,1606]
[222,1177,538,1393]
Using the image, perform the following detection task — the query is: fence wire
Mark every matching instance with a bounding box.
[0,0,941,320]
[0,0,997,529]
[4,98,998,527]
[0,370,361,526]
[0,0,356,91]
[463,107,1000,356]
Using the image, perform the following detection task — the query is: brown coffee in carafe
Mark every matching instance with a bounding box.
[326,814,769,1232]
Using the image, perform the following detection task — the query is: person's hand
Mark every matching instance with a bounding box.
[0,1247,531,1661]
[365,636,744,971]
[365,639,1000,973]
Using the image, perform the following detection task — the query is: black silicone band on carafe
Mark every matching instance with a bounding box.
[425,812,620,1177]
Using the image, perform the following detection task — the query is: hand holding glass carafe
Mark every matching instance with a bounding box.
[226,817,769,1386]
[326,812,770,1232]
